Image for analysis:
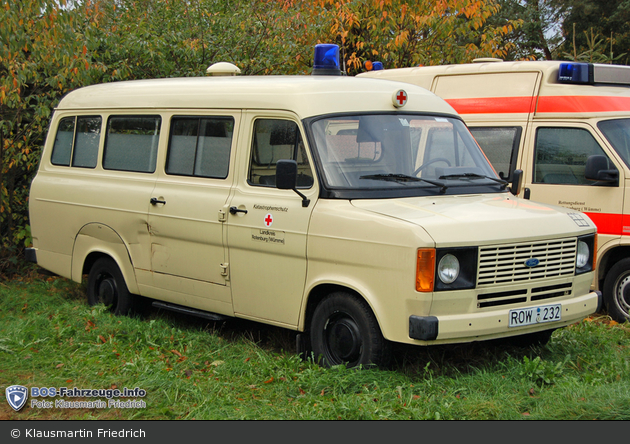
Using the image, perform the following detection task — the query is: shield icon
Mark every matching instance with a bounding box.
[6,385,28,411]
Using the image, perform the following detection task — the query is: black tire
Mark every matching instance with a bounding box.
[602,258,630,323]
[87,257,134,316]
[310,292,391,369]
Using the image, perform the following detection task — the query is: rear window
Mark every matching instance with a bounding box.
[51,116,102,168]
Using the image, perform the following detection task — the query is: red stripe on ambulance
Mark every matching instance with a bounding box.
[445,97,536,114]
[446,96,630,115]
[583,212,630,236]
[537,96,630,113]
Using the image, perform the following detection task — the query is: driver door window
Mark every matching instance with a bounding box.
[248,119,314,188]
[533,127,615,185]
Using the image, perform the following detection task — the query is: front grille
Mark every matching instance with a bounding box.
[477,238,577,286]
[477,283,572,308]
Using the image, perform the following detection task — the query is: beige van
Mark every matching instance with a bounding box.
[28,51,601,368]
[360,60,630,323]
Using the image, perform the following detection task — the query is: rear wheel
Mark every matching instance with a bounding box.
[87,257,134,315]
[603,258,630,323]
[310,292,391,368]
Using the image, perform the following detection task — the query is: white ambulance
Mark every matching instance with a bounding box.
[360,60,630,323]
[27,46,601,368]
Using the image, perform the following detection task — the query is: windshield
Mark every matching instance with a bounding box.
[308,114,502,197]
[598,119,630,169]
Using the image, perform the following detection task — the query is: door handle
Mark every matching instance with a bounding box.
[229,206,248,215]
[150,197,166,205]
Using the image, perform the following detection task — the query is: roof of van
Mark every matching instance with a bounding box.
[359,60,570,87]
[359,60,630,118]
[55,75,458,118]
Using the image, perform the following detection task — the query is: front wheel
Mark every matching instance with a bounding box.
[603,258,630,323]
[310,292,391,368]
[87,257,134,316]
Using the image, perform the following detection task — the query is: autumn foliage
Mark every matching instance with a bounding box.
[300,0,521,74]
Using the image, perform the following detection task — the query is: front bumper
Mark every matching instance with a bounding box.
[409,290,602,342]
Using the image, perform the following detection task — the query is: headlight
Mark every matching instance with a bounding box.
[575,234,596,275]
[429,247,478,291]
[438,254,460,284]
[576,240,590,269]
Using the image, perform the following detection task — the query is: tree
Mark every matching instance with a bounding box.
[558,0,629,64]
[0,0,109,271]
[298,0,522,74]
[484,0,568,61]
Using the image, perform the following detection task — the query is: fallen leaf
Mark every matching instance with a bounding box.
[522,412,530,416]
[55,363,64,368]
[320,389,325,396]
[210,360,224,367]
[170,349,182,357]
[99,335,107,343]
[264,377,274,384]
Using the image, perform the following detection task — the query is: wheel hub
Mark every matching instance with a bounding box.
[97,277,117,307]
[617,275,630,312]
[326,317,362,363]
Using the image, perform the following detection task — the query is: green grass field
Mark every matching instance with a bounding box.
[1,273,629,420]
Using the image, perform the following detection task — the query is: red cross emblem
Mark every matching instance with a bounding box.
[393,89,407,107]
[264,213,273,227]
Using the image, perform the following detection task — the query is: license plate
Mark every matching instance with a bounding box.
[509,304,561,327]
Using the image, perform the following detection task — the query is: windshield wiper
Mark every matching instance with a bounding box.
[360,174,448,193]
[439,173,508,189]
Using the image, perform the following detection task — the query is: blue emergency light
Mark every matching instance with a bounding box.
[312,44,342,76]
[372,62,384,71]
[558,62,593,84]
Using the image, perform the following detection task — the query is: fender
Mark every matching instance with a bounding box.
[71,223,140,295]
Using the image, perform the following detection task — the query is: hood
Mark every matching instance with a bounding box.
[351,193,596,247]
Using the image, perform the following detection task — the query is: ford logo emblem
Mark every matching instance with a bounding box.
[524,258,540,268]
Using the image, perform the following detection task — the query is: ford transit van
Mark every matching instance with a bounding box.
[27,48,601,367]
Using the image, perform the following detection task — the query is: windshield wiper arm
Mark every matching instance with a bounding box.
[360,174,448,193]
[439,173,508,188]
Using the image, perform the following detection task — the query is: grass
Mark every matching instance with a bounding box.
[1,272,629,420]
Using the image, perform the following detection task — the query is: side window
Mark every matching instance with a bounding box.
[533,127,615,185]
[103,116,161,173]
[72,117,101,168]
[469,127,521,180]
[50,116,102,168]
[51,117,75,166]
[248,119,314,188]
[166,117,233,179]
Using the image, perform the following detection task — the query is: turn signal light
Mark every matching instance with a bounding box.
[416,249,435,292]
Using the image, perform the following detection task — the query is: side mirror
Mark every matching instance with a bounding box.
[509,169,523,196]
[585,155,618,185]
[276,160,310,207]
